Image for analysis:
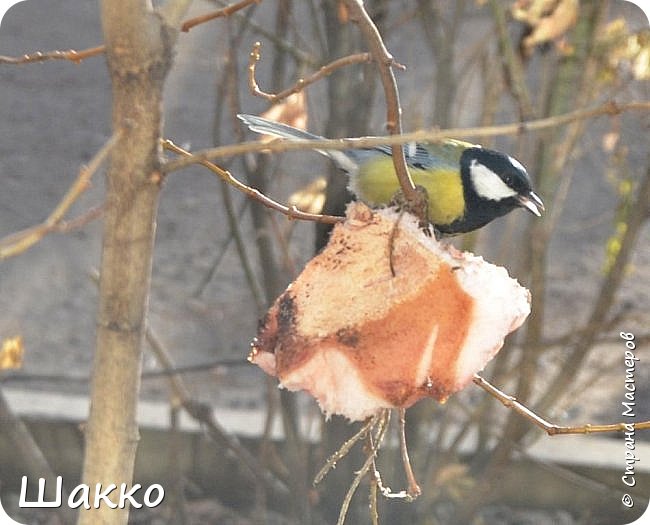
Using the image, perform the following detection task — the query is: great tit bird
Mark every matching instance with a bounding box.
[238,114,544,235]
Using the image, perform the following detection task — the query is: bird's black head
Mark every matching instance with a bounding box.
[450,147,544,233]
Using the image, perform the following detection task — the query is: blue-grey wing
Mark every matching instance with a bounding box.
[347,140,470,172]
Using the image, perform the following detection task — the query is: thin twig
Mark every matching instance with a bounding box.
[489,0,534,119]
[473,374,650,435]
[369,473,379,525]
[220,176,267,312]
[162,100,649,173]
[248,41,372,102]
[145,327,290,499]
[1,357,249,384]
[398,408,421,499]
[337,447,376,525]
[162,139,343,224]
[0,0,260,65]
[313,415,378,485]
[535,161,650,415]
[220,0,315,65]
[343,0,417,211]
[0,0,264,65]
[0,388,74,524]
[0,45,106,64]
[336,410,390,525]
[0,131,120,260]
[192,199,249,297]
[53,205,105,233]
[371,410,421,502]
[181,0,261,32]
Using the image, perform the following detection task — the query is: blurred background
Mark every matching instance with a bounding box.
[0,0,648,523]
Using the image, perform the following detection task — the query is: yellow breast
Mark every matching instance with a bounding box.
[352,157,465,226]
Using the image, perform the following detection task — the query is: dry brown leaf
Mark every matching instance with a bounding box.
[287,176,327,215]
[599,20,650,82]
[521,0,579,53]
[511,0,558,26]
[0,335,24,370]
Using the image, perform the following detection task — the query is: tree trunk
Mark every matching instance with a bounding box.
[77,2,175,524]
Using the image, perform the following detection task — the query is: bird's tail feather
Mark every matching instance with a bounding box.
[238,114,322,141]
[237,114,359,174]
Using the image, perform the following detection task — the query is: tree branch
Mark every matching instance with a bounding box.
[162,139,343,224]
[248,41,372,103]
[0,131,119,260]
[343,0,418,211]
[162,100,649,173]
[158,0,195,30]
[180,0,261,32]
[0,45,106,64]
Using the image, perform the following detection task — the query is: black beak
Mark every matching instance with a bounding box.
[517,191,545,217]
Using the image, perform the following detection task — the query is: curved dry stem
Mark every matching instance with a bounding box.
[370,410,420,503]
[398,408,421,499]
[343,0,417,212]
[248,41,372,103]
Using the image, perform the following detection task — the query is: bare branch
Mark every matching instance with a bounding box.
[144,326,290,500]
[336,410,390,525]
[313,415,377,486]
[535,161,650,414]
[343,0,418,214]
[248,41,372,103]
[0,131,120,260]
[473,374,650,435]
[162,100,650,173]
[162,139,343,224]
[0,388,74,524]
[489,0,535,119]
[0,0,261,65]
[53,205,105,233]
[398,408,421,499]
[158,0,194,30]
[0,45,105,64]
[180,0,261,32]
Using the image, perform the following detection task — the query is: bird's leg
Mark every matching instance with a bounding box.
[389,184,431,234]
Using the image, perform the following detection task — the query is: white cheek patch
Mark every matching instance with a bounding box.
[470,160,518,201]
